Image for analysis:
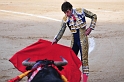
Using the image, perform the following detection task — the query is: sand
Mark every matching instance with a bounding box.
[0,0,124,82]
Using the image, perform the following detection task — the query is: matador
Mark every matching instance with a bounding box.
[52,1,97,75]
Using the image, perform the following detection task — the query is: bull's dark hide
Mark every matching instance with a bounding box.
[28,66,63,82]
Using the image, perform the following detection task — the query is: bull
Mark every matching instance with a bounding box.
[8,56,68,82]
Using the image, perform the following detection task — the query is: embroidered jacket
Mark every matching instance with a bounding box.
[55,8,97,41]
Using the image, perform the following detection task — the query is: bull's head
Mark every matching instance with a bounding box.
[22,56,68,67]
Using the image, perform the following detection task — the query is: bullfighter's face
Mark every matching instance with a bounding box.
[64,9,72,17]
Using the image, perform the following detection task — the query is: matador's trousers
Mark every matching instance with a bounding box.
[71,28,89,75]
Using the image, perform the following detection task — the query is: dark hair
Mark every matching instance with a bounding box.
[61,1,73,12]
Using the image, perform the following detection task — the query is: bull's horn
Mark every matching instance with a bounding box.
[54,56,68,66]
[22,58,36,66]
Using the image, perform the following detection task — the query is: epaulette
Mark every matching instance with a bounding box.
[75,8,82,14]
[62,15,68,23]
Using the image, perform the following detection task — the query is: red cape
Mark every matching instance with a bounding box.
[9,39,82,82]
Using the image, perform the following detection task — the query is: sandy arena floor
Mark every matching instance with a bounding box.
[0,0,124,82]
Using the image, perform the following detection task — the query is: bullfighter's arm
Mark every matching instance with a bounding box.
[54,22,67,42]
[54,16,68,42]
[83,9,97,29]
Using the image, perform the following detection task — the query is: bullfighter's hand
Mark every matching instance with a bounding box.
[51,39,57,45]
[85,27,92,36]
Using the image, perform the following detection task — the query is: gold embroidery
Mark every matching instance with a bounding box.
[63,15,68,23]
[75,8,82,14]
[71,29,77,33]
[79,22,87,28]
